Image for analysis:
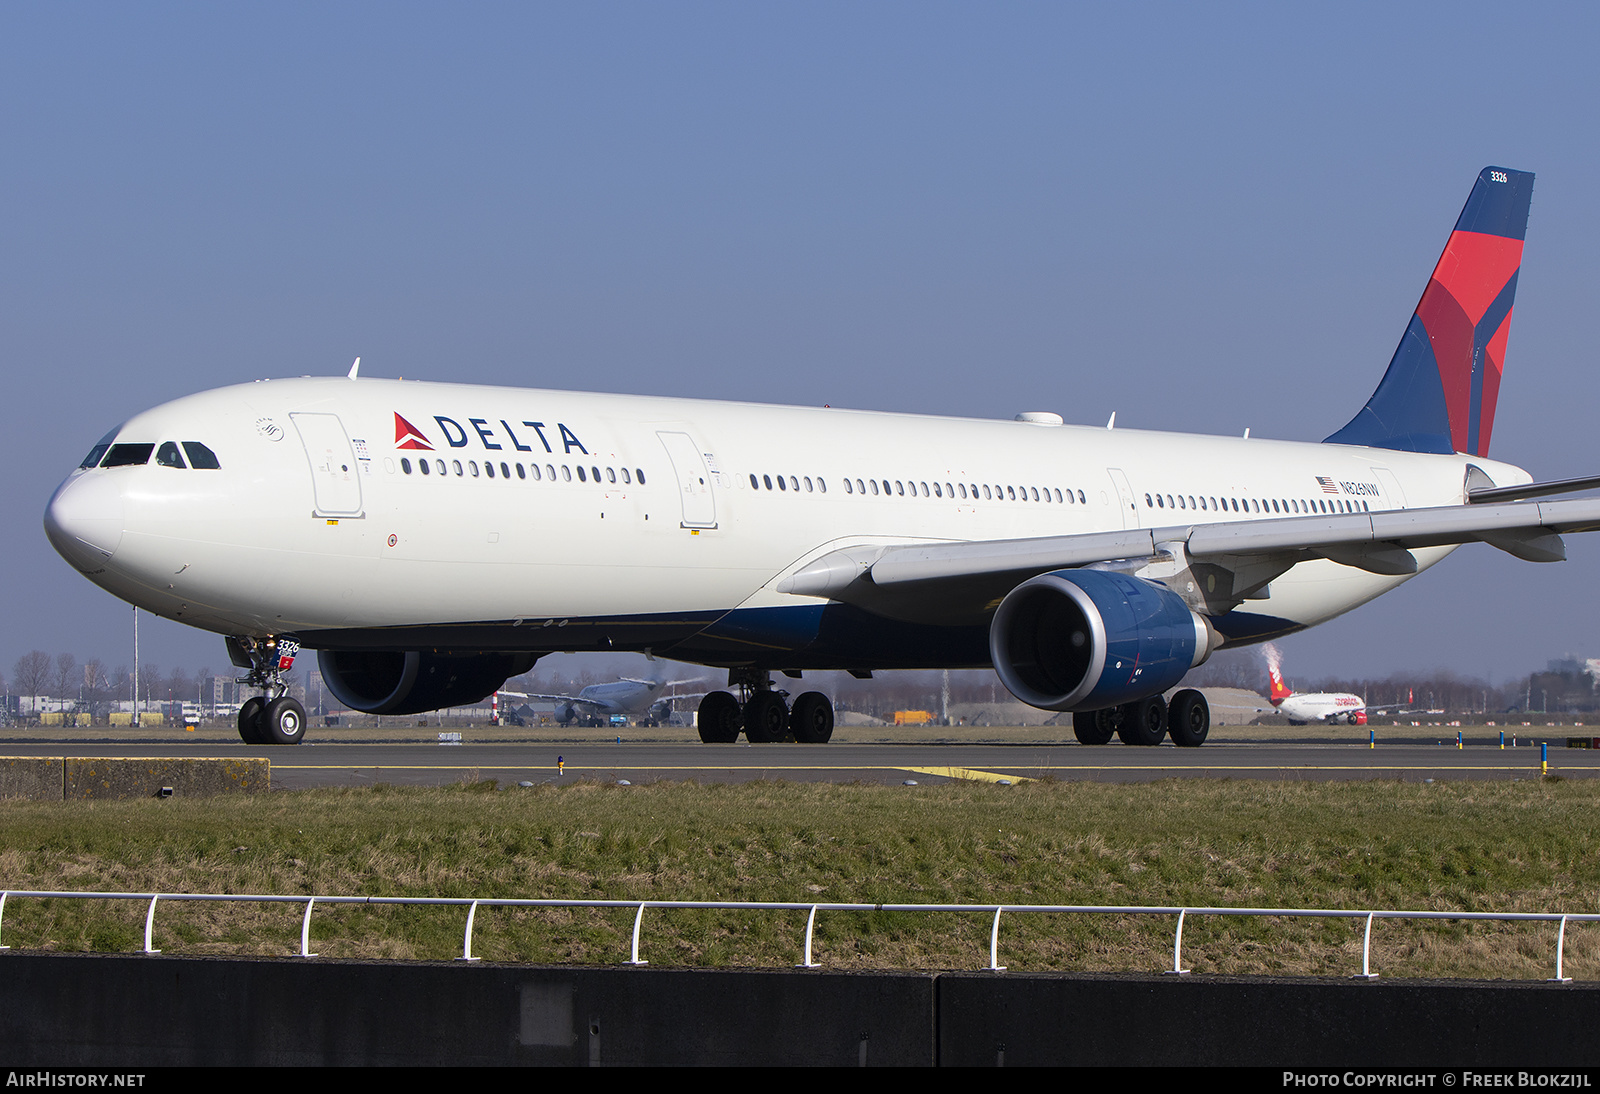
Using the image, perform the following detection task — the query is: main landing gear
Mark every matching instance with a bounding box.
[1072,688,1210,748]
[696,668,835,744]
[229,636,308,746]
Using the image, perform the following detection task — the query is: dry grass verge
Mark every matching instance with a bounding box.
[2,778,1597,978]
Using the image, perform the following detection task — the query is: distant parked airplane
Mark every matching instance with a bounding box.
[501,675,709,727]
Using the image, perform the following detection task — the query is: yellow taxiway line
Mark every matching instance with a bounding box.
[268,762,1577,775]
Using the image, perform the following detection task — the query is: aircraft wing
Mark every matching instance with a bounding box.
[653,690,712,704]
[779,495,1600,624]
[517,693,606,708]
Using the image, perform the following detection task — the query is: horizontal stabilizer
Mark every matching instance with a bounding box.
[1468,473,1600,504]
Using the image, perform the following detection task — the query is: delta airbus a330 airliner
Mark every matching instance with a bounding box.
[43,167,1600,748]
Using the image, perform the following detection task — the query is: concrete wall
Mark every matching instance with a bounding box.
[0,954,931,1066]
[3,953,1599,1066]
[936,971,1600,1066]
[0,757,267,800]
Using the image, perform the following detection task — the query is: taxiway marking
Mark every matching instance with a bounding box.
[900,766,1034,783]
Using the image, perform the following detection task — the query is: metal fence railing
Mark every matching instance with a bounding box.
[1,889,1593,980]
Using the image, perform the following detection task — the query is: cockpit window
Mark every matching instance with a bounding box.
[182,442,220,469]
[79,426,121,469]
[156,442,187,468]
[101,443,154,467]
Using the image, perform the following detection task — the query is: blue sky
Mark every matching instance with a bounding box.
[5,2,1600,687]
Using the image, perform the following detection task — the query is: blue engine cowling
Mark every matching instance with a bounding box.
[989,569,1216,712]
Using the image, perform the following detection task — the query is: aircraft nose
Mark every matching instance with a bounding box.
[44,472,126,573]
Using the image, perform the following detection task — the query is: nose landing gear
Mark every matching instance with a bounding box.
[229,636,308,745]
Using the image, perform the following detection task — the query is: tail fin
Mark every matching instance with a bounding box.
[1267,662,1292,706]
[1325,166,1534,457]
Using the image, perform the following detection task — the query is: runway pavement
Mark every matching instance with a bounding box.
[2,722,1596,788]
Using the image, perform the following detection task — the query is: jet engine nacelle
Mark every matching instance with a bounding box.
[989,569,1219,712]
[318,650,539,716]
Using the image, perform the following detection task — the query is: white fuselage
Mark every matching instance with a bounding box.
[567,680,665,717]
[44,376,1531,669]
[1276,692,1366,723]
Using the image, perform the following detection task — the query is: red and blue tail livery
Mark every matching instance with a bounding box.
[1326,166,1534,457]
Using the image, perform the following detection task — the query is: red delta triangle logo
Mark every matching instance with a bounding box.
[394,412,434,451]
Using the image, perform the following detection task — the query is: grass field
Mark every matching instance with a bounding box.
[2,778,1597,979]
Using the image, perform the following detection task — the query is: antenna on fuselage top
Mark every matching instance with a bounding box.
[1106,412,1116,429]
[347,357,361,379]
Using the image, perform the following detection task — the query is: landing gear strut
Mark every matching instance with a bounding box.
[229,636,307,746]
[695,669,835,744]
